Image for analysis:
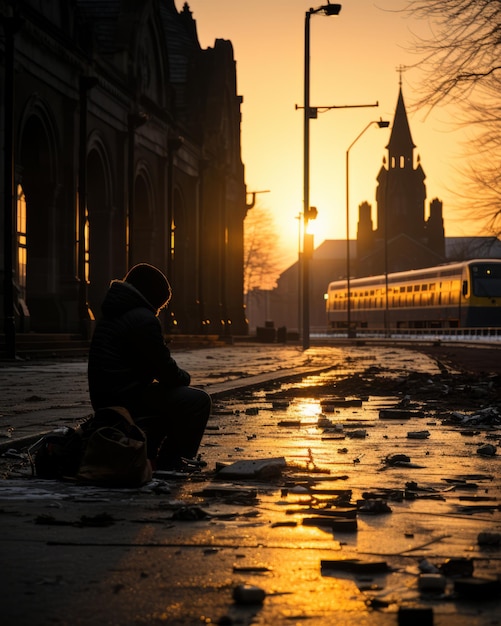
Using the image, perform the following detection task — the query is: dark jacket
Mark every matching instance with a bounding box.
[88,280,190,411]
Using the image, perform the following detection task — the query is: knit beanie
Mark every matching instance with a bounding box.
[124,263,172,310]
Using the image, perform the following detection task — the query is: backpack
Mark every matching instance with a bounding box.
[31,406,152,487]
[30,426,83,479]
[76,406,152,487]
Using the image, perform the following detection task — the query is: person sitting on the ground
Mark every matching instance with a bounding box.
[87,263,211,471]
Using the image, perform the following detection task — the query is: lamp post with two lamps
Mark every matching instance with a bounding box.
[345,119,389,337]
[302,2,342,350]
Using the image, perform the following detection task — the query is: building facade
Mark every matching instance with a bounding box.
[0,0,249,346]
[356,86,446,276]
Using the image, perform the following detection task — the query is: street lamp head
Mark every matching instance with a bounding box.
[377,119,390,128]
[310,3,342,16]
[324,3,342,15]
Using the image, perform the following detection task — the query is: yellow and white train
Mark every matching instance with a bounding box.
[326,259,501,330]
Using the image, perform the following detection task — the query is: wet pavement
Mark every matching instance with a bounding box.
[0,343,500,626]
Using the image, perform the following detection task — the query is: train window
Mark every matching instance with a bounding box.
[370,290,374,296]
[430,283,435,290]
[422,284,428,291]
[472,266,501,297]
[406,285,412,292]
[399,286,405,293]
[414,285,420,292]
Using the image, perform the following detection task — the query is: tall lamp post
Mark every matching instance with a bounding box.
[345,119,389,337]
[302,2,342,350]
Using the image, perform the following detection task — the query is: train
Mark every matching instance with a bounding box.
[326,259,501,330]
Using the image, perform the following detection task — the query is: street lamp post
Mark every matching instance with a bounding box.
[345,119,389,337]
[302,2,341,351]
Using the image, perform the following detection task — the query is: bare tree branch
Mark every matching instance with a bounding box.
[243,203,283,292]
[398,0,501,236]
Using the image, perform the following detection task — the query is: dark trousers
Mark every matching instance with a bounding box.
[132,384,212,468]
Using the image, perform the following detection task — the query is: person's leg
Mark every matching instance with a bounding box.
[135,384,211,469]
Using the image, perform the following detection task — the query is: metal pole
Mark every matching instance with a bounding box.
[346,120,389,337]
[345,121,376,338]
[296,212,302,336]
[302,11,311,350]
[345,147,351,336]
[384,182,390,335]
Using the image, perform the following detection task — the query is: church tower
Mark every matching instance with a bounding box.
[356,81,445,276]
[376,86,426,241]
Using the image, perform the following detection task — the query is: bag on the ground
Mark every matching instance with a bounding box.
[30,426,83,479]
[76,406,152,487]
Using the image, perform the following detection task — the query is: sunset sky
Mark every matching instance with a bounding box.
[184,0,474,272]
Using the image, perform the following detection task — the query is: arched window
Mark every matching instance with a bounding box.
[16,184,27,298]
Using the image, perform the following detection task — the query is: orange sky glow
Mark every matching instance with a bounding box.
[184,0,479,273]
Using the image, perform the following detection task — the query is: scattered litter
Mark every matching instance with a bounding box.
[2,448,23,458]
[233,565,271,573]
[385,453,410,465]
[383,453,425,469]
[380,409,424,419]
[477,531,501,546]
[419,559,439,574]
[397,606,433,626]
[346,429,367,439]
[357,498,392,514]
[271,520,297,528]
[321,398,363,408]
[407,430,430,439]
[303,516,358,532]
[477,444,497,456]
[289,485,309,494]
[278,420,301,428]
[317,416,333,428]
[321,559,390,574]
[306,506,357,519]
[195,485,258,499]
[272,400,289,409]
[439,557,474,578]
[418,573,446,592]
[171,506,211,521]
[233,583,266,605]
[216,457,286,480]
[454,577,501,600]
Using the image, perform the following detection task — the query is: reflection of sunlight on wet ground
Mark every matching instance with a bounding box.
[287,398,322,421]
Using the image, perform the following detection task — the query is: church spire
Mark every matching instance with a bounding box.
[386,84,415,166]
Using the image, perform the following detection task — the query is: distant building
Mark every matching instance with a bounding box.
[357,86,445,276]
[249,85,500,335]
[0,0,249,340]
[246,239,356,334]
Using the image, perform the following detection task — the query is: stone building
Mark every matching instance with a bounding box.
[0,0,248,348]
[356,86,445,275]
